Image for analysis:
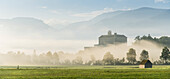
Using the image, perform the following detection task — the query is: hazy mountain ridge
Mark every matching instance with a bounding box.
[66,7,170,39]
[0,17,57,39]
[0,7,170,39]
[0,7,170,54]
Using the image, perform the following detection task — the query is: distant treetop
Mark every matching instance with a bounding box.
[134,35,170,47]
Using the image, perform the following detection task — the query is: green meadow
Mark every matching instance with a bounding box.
[0,65,169,79]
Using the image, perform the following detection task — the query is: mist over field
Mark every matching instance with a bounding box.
[0,0,170,79]
[0,40,164,65]
[80,40,162,61]
[0,6,169,65]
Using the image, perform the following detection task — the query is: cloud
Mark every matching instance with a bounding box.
[72,8,131,18]
[155,0,170,3]
[44,18,72,26]
[72,8,115,18]
[41,6,47,9]
[50,10,60,14]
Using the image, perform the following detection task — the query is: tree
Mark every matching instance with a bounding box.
[33,49,37,57]
[32,49,38,64]
[103,52,114,65]
[38,53,46,64]
[120,57,125,64]
[90,55,96,63]
[17,65,20,70]
[140,50,149,61]
[72,56,83,65]
[160,47,170,64]
[126,48,136,64]
[86,55,96,65]
[46,51,52,57]
[134,35,170,47]
[159,36,170,47]
[93,60,103,65]
[53,52,59,65]
[135,36,140,40]
[46,51,53,64]
[63,59,71,65]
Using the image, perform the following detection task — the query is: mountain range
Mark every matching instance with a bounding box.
[66,7,170,39]
[0,7,170,40]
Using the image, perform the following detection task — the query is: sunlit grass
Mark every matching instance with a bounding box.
[0,65,169,78]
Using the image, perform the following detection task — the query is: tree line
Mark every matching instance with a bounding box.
[135,34,170,47]
[0,47,169,65]
[85,47,170,65]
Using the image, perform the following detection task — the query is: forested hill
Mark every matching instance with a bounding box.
[134,35,170,47]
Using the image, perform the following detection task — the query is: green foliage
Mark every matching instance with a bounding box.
[72,56,83,65]
[140,50,149,61]
[159,37,170,47]
[46,51,53,64]
[103,52,114,65]
[86,55,96,65]
[46,51,52,57]
[160,47,170,64]
[52,52,59,64]
[17,65,19,70]
[126,48,136,64]
[63,59,71,65]
[135,35,170,47]
[118,58,125,64]
[93,60,103,65]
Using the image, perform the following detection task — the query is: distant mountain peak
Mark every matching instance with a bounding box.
[10,17,47,25]
[136,7,169,11]
[138,7,155,10]
[13,17,36,20]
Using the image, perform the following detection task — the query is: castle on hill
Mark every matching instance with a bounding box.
[97,30,127,46]
[84,30,127,50]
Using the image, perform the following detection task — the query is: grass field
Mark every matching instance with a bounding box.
[0,65,169,79]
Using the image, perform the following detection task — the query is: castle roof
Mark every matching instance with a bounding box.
[99,34,127,38]
[99,31,127,38]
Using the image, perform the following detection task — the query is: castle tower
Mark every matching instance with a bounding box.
[108,30,112,35]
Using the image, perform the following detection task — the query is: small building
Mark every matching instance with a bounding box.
[139,60,152,68]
